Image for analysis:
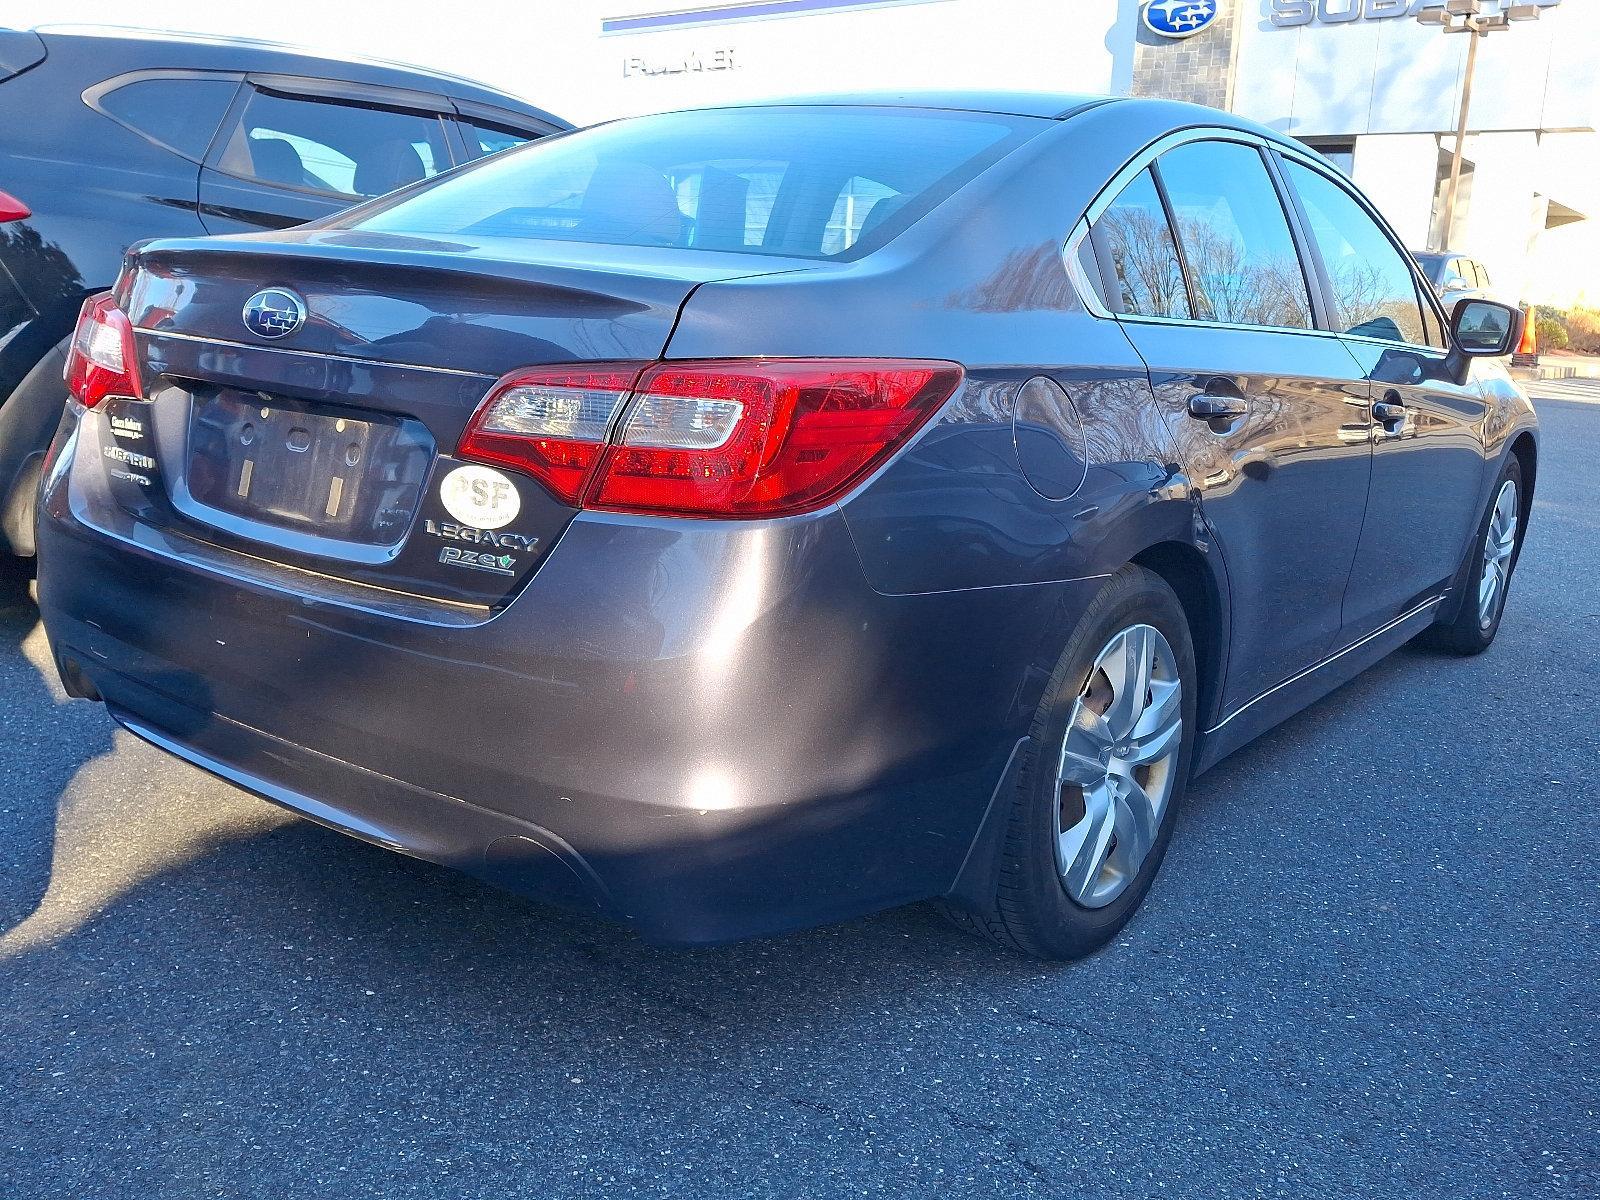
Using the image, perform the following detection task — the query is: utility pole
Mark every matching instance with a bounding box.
[1419,1,1547,250]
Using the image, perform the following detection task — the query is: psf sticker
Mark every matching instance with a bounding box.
[438,464,521,530]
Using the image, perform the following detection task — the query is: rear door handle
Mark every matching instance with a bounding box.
[1188,394,1248,420]
[1187,378,1249,420]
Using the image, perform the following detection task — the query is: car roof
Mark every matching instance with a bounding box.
[659,93,1326,156]
[25,23,569,128]
[669,90,1116,120]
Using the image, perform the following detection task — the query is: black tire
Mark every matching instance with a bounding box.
[1425,455,1525,656]
[942,565,1198,961]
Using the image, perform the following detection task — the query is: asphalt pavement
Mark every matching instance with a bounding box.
[2,389,1596,1199]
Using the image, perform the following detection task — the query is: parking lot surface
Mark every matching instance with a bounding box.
[2,389,1596,1199]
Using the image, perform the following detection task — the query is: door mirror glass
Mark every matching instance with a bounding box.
[1451,299,1520,356]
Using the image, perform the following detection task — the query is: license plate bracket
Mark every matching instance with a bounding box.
[186,390,433,546]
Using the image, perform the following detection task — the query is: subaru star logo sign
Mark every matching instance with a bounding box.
[242,287,307,339]
[1143,0,1221,38]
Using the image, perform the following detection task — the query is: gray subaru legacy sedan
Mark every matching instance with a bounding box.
[36,93,1536,958]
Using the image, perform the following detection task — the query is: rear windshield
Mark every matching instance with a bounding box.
[340,106,1039,261]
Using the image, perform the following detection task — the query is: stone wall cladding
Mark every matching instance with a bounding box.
[1130,2,1242,111]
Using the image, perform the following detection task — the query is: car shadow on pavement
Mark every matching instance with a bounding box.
[0,555,116,934]
[0,739,1054,1149]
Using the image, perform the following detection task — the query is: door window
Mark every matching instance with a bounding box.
[213,87,452,198]
[461,119,535,159]
[1093,168,1191,319]
[1282,159,1430,347]
[1419,290,1449,350]
[1154,140,1313,330]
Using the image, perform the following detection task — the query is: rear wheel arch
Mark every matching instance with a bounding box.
[1131,541,1227,733]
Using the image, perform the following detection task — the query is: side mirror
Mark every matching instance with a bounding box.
[1450,299,1522,357]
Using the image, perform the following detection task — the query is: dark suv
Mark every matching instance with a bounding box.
[0,24,568,554]
[1412,250,1496,314]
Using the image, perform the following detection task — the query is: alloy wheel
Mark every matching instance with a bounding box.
[1054,624,1183,909]
[1478,479,1519,630]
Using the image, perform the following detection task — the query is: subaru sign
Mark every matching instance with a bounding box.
[1144,0,1222,38]
[1268,0,1561,28]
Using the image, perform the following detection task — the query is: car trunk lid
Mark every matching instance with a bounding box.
[100,230,803,609]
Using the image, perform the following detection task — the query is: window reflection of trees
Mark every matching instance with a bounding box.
[1282,162,1429,346]
[1102,205,1188,318]
[1323,257,1424,344]
[1102,208,1318,331]
[1173,216,1311,331]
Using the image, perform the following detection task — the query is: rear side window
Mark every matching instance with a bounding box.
[341,106,1037,260]
[1155,141,1313,330]
[1282,159,1430,347]
[97,76,239,161]
[214,88,452,199]
[1094,168,1191,319]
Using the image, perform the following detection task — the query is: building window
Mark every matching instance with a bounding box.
[1300,140,1356,177]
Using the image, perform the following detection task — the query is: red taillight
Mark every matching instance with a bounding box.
[0,190,28,223]
[64,293,142,409]
[594,360,962,517]
[457,359,963,518]
[458,363,646,505]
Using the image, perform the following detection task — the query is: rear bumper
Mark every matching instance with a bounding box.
[36,425,1106,943]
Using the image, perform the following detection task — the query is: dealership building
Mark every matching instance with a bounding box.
[536,0,1598,308]
[22,0,1600,306]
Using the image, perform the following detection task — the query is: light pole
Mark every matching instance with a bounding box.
[1419,1,1547,250]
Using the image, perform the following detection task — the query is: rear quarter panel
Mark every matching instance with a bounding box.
[665,107,1213,596]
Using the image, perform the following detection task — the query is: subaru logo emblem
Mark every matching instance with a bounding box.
[242,288,307,339]
[1142,0,1220,39]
